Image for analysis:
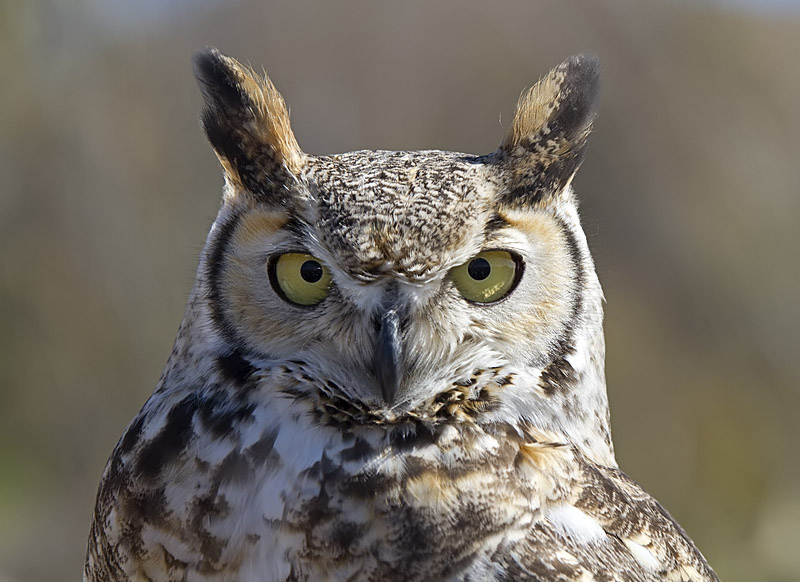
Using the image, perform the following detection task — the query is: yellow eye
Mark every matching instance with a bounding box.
[450,250,521,304]
[270,253,332,306]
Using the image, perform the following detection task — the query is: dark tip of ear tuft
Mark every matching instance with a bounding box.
[558,53,602,141]
[192,47,246,111]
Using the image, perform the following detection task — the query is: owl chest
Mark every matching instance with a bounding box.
[208,414,527,581]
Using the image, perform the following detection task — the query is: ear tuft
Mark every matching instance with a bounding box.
[192,47,304,200]
[500,54,601,206]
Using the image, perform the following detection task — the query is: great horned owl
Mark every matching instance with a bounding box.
[85,48,718,581]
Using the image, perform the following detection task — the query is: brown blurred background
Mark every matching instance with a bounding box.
[1,0,799,580]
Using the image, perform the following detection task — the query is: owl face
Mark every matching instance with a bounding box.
[193,49,603,432]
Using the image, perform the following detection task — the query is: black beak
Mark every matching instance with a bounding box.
[373,307,403,405]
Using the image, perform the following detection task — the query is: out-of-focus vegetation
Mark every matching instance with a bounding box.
[1,0,798,580]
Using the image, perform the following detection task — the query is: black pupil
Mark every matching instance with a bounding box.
[300,260,323,283]
[467,257,491,281]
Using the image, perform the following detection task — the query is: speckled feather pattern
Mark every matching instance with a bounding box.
[309,150,495,282]
[85,49,718,581]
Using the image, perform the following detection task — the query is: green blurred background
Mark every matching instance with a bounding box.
[1,0,799,580]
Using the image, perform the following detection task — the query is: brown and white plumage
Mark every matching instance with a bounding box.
[85,48,718,581]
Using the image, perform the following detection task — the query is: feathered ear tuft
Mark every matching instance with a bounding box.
[192,47,304,201]
[499,54,601,207]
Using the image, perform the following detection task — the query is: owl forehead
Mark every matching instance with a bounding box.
[303,150,499,280]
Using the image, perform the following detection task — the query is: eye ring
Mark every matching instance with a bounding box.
[449,249,524,305]
[268,252,332,307]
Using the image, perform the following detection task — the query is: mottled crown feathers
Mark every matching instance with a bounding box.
[192,47,304,198]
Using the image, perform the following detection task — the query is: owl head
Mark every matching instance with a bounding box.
[186,48,612,465]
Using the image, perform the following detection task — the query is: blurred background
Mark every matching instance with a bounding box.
[1,0,799,580]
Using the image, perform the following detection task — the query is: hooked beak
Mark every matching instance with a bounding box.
[373,307,403,406]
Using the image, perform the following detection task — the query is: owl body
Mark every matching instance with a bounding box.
[86,49,718,581]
